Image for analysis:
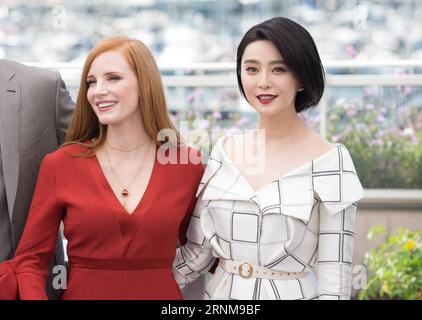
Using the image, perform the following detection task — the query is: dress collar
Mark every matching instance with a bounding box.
[195,135,364,222]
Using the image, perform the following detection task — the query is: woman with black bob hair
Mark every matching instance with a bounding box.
[174,17,364,300]
[236,16,325,113]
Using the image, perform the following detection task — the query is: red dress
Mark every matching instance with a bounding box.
[0,143,203,299]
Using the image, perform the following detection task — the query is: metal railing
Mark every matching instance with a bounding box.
[26,60,421,140]
[24,60,422,87]
[24,60,422,194]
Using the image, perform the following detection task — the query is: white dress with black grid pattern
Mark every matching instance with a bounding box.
[173,136,364,300]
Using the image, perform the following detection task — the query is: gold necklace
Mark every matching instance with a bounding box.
[104,141,153,197]
[105,140,149,152]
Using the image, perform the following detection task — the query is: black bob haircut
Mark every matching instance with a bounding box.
[236,17,325,113]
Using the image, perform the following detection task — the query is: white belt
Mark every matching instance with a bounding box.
[219,259,307,280]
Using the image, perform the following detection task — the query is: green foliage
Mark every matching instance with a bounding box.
[326,86,422,189]
[358,226,422,300]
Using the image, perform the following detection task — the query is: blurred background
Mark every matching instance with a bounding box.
[1,0,421,299]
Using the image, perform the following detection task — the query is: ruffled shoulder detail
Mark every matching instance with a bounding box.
[0,261,18,300]
[313,144,364,216]
[195,136,224,198]
[195,140,364,220]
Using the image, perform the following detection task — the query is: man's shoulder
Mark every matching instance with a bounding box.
[0,59,58,81]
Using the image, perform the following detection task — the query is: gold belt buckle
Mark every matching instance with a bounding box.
[238,261,253,278]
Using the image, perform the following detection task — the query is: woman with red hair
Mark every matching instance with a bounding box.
[0,35,203,299]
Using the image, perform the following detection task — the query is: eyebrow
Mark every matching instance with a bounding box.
[86,71,123,79]
[243,59,286,65]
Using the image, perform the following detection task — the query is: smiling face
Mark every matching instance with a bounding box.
[86,49,140,127]
[240,40,301,117]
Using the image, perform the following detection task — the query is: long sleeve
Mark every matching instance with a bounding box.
[0,154,64,299]
[173,192,216,289]
[0,260,17,299]
[54,71,74,144]
[317,203,358,300]
[312,144,364,300]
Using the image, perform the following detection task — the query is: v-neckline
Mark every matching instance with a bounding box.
[218,135,341,195]
[92,145,159,216]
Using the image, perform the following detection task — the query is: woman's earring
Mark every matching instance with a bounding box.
[297,88,304,92]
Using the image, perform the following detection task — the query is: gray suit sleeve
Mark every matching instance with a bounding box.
[54,72,75,145]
